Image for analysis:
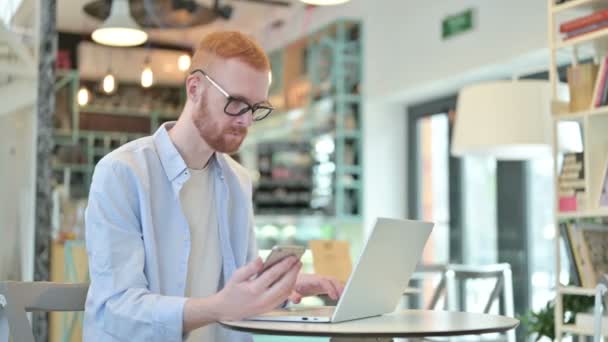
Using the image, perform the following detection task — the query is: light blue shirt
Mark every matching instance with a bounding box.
[83,122,257,341]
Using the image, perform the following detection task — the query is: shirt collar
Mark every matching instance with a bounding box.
[153,122,225,182]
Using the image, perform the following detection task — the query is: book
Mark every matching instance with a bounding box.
[592,57,608,108]
[600,155,608,207]
[568,223,596,288]
[559,152,586,211]
[564,19,608,39]
[560,9,608,33]
[560,223,582,286]
[578,223,608,287]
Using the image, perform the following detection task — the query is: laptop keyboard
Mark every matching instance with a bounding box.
[281,306,336,317]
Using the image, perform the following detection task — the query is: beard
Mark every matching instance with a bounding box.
[191,97,248,154]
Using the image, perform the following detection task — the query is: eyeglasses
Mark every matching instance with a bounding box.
[190,69,274,121]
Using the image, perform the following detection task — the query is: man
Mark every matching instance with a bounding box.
[84,31,344,341]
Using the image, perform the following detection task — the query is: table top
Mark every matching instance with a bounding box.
[220,309,519,338]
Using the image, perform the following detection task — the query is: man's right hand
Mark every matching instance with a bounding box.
[183,255,302,332]
[215,256,301,321]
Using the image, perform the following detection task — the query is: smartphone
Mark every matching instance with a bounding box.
[261,245,305,272]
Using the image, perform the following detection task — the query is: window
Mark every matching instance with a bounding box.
[0,0,23,27]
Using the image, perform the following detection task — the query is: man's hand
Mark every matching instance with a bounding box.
[216,255,301,320]
[183,256,301,332]
[288,273,345,304]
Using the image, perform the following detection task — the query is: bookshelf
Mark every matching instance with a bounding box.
[549,0,608,339]
[552,0,608,13]
[246,19,363,222]
[52,71,183,198]
[557,27,608,48]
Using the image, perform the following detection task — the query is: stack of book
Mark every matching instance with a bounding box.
[560,9,608,40]
[559,152,586,212]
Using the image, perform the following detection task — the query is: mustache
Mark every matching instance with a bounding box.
[225,126,248,135]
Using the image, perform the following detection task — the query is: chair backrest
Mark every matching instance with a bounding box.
[0,281,88,342]
[411,263,515,342]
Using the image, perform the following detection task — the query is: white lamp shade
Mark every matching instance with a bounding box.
[452,80,566,160]
[300,0,351,5]
[91,0,148,47]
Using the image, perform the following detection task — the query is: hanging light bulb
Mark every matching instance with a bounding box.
[300,0,350,5]
[77,86,90,106]
[141,57,153,88]
[178,54,191,71]
[92,0,148,47]
[103,72,116,94]
[268,71,272,85]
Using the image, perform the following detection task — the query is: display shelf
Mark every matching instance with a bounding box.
[52,164,91,173]
[557,26,608,49]
[52,71,185,198]
[558,286,598,295]
[557,208,608,218]
[549,1,608,339]
[342,182,362,190]
[561,324,595,336]
[340,131,361,139]
[552,103,608,121]
[552,0,608,13]
[342,165,362,174]
[249,19,363,221]
[80,106,180,120]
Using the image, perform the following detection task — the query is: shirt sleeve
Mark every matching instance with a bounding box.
[85,158,187,341]
[246,177,259,263]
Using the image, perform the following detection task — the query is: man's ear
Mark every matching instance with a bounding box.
[186,75,203,103]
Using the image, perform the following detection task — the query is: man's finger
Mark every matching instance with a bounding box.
[231,257,263,282]
[253,256,297,291]
[288,291,303,304]
[322,278,340,300]
[261,261,301,306]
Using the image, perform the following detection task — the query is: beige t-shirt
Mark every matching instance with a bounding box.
[180,166,223,341]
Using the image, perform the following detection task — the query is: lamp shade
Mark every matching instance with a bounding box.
[300,0,351,5]
[452,80,562,160]
[91,0,148,47]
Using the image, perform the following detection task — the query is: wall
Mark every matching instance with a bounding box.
[0,107,37,281]
[363,0,547,100]
[259,0,550,238]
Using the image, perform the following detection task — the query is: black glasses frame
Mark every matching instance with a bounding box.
[190,68,274,121]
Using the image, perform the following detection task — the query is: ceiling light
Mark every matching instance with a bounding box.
[178,54,191,71]
[141,60,154,88]
[103,73,116,94]
[300,0,351,5]
[268,71,272,85]
[77,87,90,106]
[91,0,148,47]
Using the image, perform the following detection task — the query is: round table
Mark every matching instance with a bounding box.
[221,309,519,339]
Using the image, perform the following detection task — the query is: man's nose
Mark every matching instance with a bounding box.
[235,111,254,128]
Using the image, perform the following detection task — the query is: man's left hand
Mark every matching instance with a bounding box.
[288,273,345,304]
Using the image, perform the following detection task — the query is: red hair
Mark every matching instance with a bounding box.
[191,31,270,72]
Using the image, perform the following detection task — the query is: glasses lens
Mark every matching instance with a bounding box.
[225,98,250,116]
[252,107,272,121]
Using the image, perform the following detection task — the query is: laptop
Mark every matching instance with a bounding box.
[249,217,433,323]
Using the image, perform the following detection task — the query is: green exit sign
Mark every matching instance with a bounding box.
[442,9,474,40]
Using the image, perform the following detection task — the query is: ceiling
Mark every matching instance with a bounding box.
[57,0,305,49]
